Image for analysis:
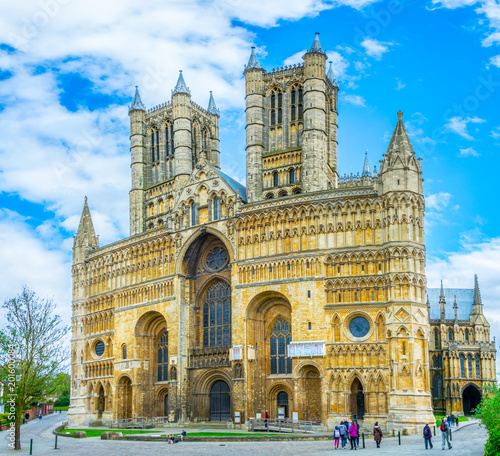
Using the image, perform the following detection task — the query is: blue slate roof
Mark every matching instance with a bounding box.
[428,288,474,320]
[218,170,247,203]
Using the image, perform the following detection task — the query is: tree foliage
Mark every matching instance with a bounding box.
[0,286,69,450]
[474,383,500,456]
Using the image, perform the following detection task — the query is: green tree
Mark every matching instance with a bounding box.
[0,286,69,450]
[50,372,71,398]
[474,383,500,456]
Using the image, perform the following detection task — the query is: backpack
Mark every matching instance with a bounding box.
[440,422,447,432]
[424,427,430,437]
[334,429,340,438]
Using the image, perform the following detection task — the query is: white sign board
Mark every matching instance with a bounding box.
[287,341,326,357]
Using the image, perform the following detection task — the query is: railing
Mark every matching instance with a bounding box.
[111,417,149,429]
[248,418,314,433]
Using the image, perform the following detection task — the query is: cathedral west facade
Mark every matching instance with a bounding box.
[68,34,495,431]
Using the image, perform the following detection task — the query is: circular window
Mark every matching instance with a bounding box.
[349,317,370,338]
[95,341,105,357]
[205,246,228,272]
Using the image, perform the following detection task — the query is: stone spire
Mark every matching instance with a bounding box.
[207,91,220,116]
[385,110,414,160]
[245,46,262,70]
[362,150,370,177]
[439,280,446,321]
[73,197,99,263]
[453,295,458,321]
[129,86,146,112]
[307,32,326,55]
[327,61,338,87]
[472,274,483,314]
[172,70,191,96]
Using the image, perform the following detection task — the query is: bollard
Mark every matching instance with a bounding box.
[362,432,365,448]
[30,438,33,455]
[433,425,436,436]
[398,430,401,445]
[450,429,452,442]
[55,434,58,449]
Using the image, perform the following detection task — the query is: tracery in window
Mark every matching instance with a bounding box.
[270,318,292,375]
[203,281,231,348]
[157,330,168,382]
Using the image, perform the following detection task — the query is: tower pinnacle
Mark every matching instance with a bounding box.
[327,61,338,87]
[362,150,370,177]
[308,32,326,55]
[207,91,220,116]
[245,46,262,70]
[173,70,191,96]
[129,86,146,112]
[440,280,446,320]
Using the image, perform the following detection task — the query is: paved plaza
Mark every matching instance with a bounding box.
[0,412,487,456]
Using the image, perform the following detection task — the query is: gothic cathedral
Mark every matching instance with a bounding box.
[68,34,495,431]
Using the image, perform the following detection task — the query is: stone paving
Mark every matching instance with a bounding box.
[0,412,487,456]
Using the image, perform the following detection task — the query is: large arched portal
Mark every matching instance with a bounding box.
[117,377,132,419]
[463,384,481,415]
[351,378,365,420]
[210,380,231,421]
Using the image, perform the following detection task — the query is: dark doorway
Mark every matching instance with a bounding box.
[97,386,105,418]
[351,378,365,419]
[210,380,230,421]
[277,391,289,418]
[463,385,481,415]
[164,395,169,417]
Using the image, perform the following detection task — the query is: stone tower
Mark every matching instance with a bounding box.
[128,74,220,235]
[244,33,339,203]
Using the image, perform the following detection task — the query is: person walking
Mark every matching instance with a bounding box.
[264,410,269,429]
[423,422,433,449]
[38,411,42,420]
[455,415,459,427]
[373,422,383,448]
[334,425,341,450]
[339,421,347,449]
[349,420,358,450]
[440,417,452,450]
[354,419,360,448]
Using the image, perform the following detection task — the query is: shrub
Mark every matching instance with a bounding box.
[475,383,500,456]
[55,396,70,407]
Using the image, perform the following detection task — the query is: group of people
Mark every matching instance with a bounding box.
[333,419,383,450]
[167,429,186,444]
[423,417,454,450]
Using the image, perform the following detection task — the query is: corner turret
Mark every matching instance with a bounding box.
[379,111,423,195]
[439,280,446,321]
[73,197,99,264]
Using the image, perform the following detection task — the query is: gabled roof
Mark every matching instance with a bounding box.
[218,170,247,203]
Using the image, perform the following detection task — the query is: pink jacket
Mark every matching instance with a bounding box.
[349,425,358,438]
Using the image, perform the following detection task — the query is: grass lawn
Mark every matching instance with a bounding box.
[434,415,469,422]
[54,407,69,411]
[63,429,162,437]
[165,432,280,437]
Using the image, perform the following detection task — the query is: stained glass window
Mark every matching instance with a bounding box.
[122,344,127,360]
[434,374,442,397]
[465,329,469,342]
[203,281,231,348]
[468,355,472,378]
[434,329,439,350]
[476,355,480,378]
[448,329,453,342]
[460,354,465,378]
[213,196,218,220]
[270,318,292,375]
[157,330,168,382]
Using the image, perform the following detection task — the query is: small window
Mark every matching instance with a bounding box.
[308,322,312,330]
[371,292,374,301]
[337,267,340,274]
[397,180,400,185]
[122,344,127,360]
[361,265,364,272]
[465,329,469,342]
[355,292,358,302]
[448,329,453,342]
[403,342,406,355]
[338,293,341,303]
[378,264,382,272]
[307,290,311,298]
[273,172,279,187]
[289,169,295,184]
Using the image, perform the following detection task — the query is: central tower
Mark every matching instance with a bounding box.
[244,33,339,203]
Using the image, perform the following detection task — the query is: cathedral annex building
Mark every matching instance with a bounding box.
[68,34,496,430]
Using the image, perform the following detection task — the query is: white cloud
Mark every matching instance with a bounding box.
[360,38,394,60]
[431,0,478,8]
[341,94,366,106]
[443,116,486,140]
[395,78,406,90]
[426,192,452,212]
[0,209,72,322]
[491,127,500,139]
[489,54,500,67]
[459,147,480,157]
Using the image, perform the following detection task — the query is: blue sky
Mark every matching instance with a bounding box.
[0,0,499,343]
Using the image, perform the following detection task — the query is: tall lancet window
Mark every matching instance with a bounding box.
[269,88,283,151]
[157,330,168,382]
[165,123,174,157]
[151,130,156,162]
[213,196,218,221]
[192,127,198,168]
[460,354,465,378]
[270,318,292,375]
[203,281,231,348]
[468,355,473,378]
[191,202,196,226]
[289,85,303,147]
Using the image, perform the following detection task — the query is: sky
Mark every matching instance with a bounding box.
[0,0,499,356]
